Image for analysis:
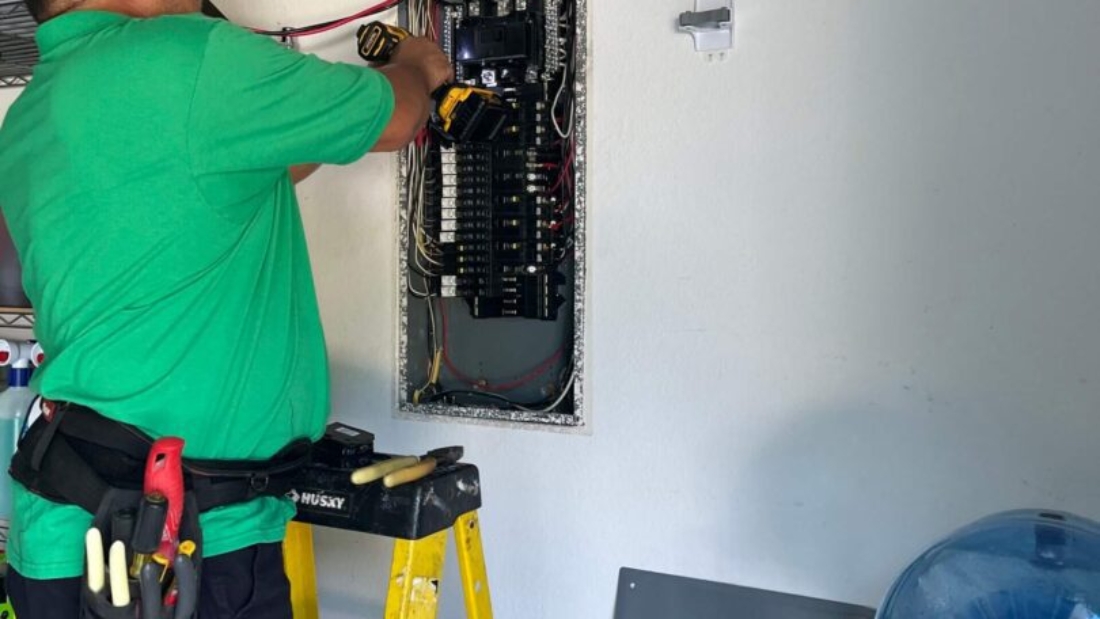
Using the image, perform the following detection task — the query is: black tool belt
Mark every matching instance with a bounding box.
[8,402,314,618]
[9,401,313,516]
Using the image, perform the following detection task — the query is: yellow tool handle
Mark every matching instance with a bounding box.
[86,528,106,594]
[383,457,438,488]
[109,540,131,607]
[351,456,420,485]
[179,540,197,558]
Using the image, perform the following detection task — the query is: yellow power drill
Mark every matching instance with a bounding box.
[357,22,508,143]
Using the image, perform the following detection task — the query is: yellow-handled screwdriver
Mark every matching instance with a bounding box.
[350,455,420,485]
[383,446,464,489]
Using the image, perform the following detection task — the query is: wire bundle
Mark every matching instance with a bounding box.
[250,0,402,38]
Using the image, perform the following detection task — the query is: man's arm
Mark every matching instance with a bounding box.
[191,22,448,176]
[288,38,451,175]
[371,37,453,153]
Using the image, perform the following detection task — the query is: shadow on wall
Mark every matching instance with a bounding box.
[326,359,397,434]
[736,400,1096,608]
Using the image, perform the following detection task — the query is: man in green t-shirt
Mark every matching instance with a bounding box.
[0,0,450,615]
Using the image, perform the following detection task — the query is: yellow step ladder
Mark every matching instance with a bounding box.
[282,455,493,619]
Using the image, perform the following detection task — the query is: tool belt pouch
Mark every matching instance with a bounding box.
[7,403,307,617]
[81,489,203,619]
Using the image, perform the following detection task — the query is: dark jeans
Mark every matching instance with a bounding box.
[7,543,292,619]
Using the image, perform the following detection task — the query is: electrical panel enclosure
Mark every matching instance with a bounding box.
[398,0,586,426]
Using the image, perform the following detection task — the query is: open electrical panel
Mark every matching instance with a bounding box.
[398,0,586,426]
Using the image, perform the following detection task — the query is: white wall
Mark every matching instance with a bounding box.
[5,1,1100,617]
[0,90,19,108]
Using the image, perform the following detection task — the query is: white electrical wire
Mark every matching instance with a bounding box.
[550,15,576,139]
[517,368,576,413]
[408,268,431,297]
[551,64,573,139]
[412,145,443,268]
[406,142,441,297]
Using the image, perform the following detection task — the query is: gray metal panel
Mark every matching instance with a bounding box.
[615,568,876,619]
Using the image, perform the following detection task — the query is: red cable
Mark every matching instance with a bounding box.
[549,143,575,194]
[293,1,399,36]
[432,1,442,42]
[438,298,564,392]
[250,0,400,38]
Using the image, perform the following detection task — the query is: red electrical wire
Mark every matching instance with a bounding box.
[549,147,574,194]
[249,0,401,38]
[558,141,577,188]
[414,127,430,148]
[438,298,565,392]
[432,1,442,42]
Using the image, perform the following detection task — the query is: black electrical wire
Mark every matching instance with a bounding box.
[425,388,560,410]
[425,296,437,360]
[427,356,576,411]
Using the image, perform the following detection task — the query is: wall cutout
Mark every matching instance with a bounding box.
[397,0,587,427]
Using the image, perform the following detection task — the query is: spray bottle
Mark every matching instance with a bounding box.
[0,358,35,522]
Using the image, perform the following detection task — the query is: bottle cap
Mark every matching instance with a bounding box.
[8,358,30,387]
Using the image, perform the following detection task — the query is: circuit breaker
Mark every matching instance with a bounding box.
[399,0,585,425]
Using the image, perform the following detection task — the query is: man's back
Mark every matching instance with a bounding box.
[0,9,394,580]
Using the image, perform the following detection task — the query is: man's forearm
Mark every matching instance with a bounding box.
[372,64,438,152]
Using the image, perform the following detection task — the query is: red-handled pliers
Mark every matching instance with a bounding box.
[143,437,185,564]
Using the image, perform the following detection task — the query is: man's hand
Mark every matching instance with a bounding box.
[372,38,453,152]
[390,37,453,94]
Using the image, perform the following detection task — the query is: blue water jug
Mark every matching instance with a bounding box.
[878,510,1100,619]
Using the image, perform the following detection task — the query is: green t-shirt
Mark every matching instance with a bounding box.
[0,11,393,578]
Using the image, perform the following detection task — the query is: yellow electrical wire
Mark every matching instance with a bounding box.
[413,349,444,404]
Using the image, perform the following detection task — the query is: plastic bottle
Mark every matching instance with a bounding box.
[0,339,35,368]
[877,509,1100,619]
[0,359,35,521]
[30,341,45,368]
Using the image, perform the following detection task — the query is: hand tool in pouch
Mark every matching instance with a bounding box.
[130,491,168,577]
[108,540,130,607]
[144,437,185,564]
[139,562,163,619]
[172,551,199,618]
[85,527,106,594]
